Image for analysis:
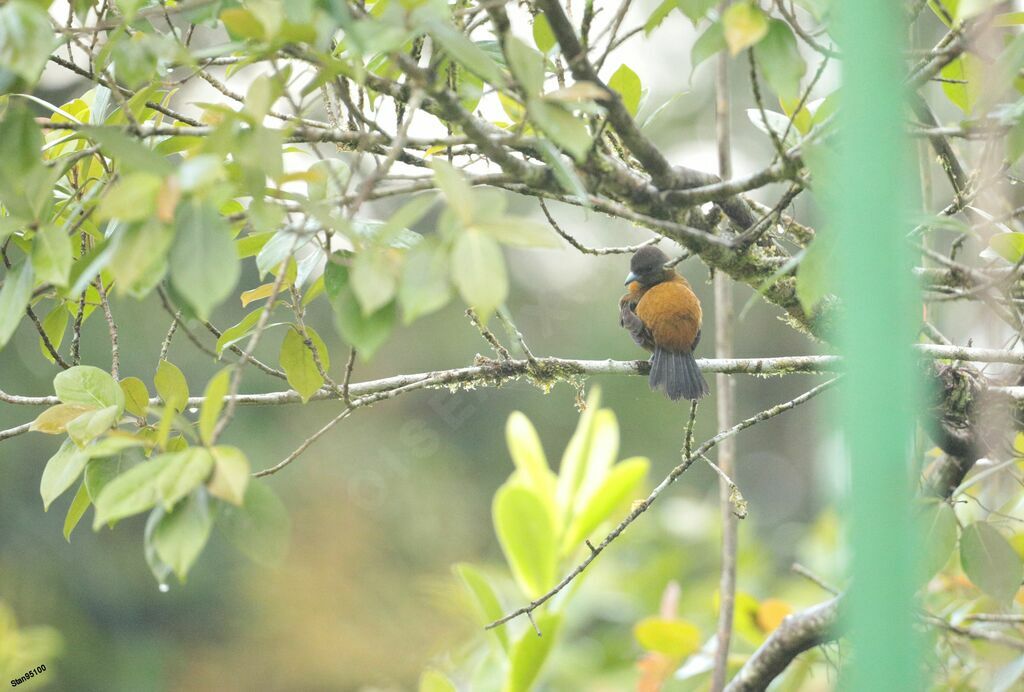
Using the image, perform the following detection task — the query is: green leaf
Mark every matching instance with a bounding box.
[351,248,398,316]
[506,612,561,692]
[97,172,163,221]
[423,18,504,86]
[376,195,436,244]
[279,326,328,403]
[207,445,250,506]
[0,0,55,84]
[157,448,215,511]
[32,225,72,286]
[691,21,726,75]
[399,240,452,324]
[451,230,508,322]
[40,438,91,511]
[419,669,457,692]
[633,617,701,658]
[472,217,559,248]
[754,20,807,102]
[54,365,125,412]
[109,33,158,90]
[83,126,173,175]
[152,491,214,582]
[216,308,265,354]
[961,521,1023,604]
[506,36,545,96]
[562,457,648,554]
[198,367,230,444]
[63,482,91,541]
[0,104,51,221]
[244,73,278,121]
[532,14,556,53]
[454,563,510,652]
[608,64,642,117]
[722,2,769,55]
[154,359,189,411]
[329,266,396,359]
[144,506,173,587]
[555,389,614,518]
[796,233,835,312]
[109,219,174,297]
[430,160,474,224]
[940,54,984,114]
[30,403,95,434]
[38,306,67,364]
[916,500,958,579]
[170,199,240,320]
[644,0,677,35]
[306,159,351,202]
[493,483,557,599]
[85,455,126,503]
[527,99,592,162]
[0,258,33,348]
[536,140,589,203]
[220,481,290,566]
[956,0,998,21]
[220,7,266,40]
[677,0,717,23]
[119,376,150,418]
[505,412,556,503]
[990,232,1024,263]
[65,404,119,447]
[93,453,179,528]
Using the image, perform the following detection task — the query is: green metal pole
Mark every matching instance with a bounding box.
[833,1,921,690]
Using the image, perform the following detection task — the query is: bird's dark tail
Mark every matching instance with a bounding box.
[649,347,709,401]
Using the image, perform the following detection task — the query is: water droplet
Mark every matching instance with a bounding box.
[158,583,170,593]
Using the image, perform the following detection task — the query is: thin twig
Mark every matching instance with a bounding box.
[539,198,658,255]
[95,279,119,380]
[466,308,512,360]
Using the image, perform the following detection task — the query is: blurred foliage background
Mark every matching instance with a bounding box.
[0,0,1018,690]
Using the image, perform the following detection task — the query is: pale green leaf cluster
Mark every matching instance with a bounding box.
[453,390,649,689]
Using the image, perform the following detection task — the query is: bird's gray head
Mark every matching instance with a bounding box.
[624,246,672,287]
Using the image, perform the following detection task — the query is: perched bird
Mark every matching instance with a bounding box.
[619,246,709,401]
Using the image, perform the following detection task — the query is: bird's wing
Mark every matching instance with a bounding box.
[619,292,653,349]
[635,279,702,352]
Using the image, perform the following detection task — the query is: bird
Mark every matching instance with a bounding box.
[619,246,709,401]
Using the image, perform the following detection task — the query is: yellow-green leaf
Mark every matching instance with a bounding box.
[63,482,91,541]
[152,492,214,582]
[451,230,507,322]
[722,2,769,55]
[155,359,189,411]
[199,367,230,445]
[30,403,95,434]
[40,438,90,510]
[208,445,250,506]
[157,448,215,511]
[493,483,557,599]
[279,326,328,403]
[454,563,509,652]
[961,521,1023,604]
[633,617,701,658]
[506,412,556,502]
[562,456,648,554]
[608,64,642,116]
[506,612,560,692]
[119,376,149,418]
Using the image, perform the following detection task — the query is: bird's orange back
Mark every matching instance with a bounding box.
[634,276,702,352]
